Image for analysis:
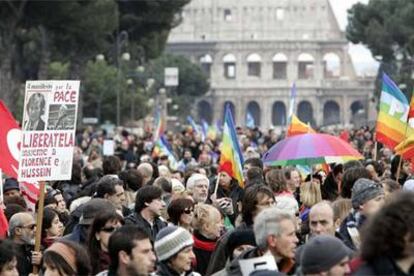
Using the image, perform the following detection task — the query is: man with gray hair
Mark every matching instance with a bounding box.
[137,162,154,186]
[8,212,42,275]
[223,208,298,275]
[186,173,209,204]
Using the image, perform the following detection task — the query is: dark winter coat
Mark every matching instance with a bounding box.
[124,212,167,242]
[193,231,217,275]
[354,256,414,276]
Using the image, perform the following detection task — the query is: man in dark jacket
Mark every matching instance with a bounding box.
[353,192,414,275]
[8,212,41,276]
[337,178,384,251]
[125,185,167,242]
[64,198,116,244]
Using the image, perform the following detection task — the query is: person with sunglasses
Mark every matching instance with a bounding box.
[8,212,42,276]
[167,197,195,232]
[87,211,124,275]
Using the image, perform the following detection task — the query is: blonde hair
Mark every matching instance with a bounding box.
[192,203,220,231]
[332,198,352,224]
[300,181,322,208]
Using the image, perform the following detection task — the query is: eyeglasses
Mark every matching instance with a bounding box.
[183,208,194,214]
[19,224,36,230]
[100,226,119,233]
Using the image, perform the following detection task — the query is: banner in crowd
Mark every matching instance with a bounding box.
[287,114,315,137]
[18,80,80,182]
[0,101,21,178]
[376,73,411,149]
[219,104,244,187]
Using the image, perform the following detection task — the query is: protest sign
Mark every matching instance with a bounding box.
[103,140,115,156]
[239,255,278,275]
[18,80,80,182]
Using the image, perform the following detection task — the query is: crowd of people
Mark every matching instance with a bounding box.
[1,124,414,276]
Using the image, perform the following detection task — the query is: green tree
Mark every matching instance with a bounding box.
[117,0,190,61]
[0,0,118,115]
[83,59,119,123]
[347,0,414,99]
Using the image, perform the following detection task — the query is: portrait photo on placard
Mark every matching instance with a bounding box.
[23,92,47,131]
[47,104,76,130]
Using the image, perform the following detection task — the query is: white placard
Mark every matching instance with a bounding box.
[164,67,179,87]
[239,255,278,276]
[18,80,80,182]
[103,140,115,156]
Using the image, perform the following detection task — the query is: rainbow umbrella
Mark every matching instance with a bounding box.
[262,133,363,166]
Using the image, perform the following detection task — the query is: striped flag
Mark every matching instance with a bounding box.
[219,105,244,187]
[0,100,39,211]
[287,82,297,125]
[187,116,202,136]
[409,91,414,128]
[153,135,178,170]
[287,114,315,137]
[246,111,255,128]
[201,119,209,140]
[376,73,411,149]
[153,107,165,142]
[397,91,414,161]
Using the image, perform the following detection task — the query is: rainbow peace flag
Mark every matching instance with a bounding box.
[153,135,178,170]
[376,73,411,149]
[246,111,255,128]
[219,105,244,187]
[153,107,165,142]
[287,83,297,125]
[287,114,315,137]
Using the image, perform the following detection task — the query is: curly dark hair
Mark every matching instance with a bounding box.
[242,184,274,226]
[360,191,414,262]
[265,168,287,194]
[341,167,371,198]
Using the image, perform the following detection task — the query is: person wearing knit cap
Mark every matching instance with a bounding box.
[154,226,201,276]
[3,178,21,201]
[300,235,351,276]
[211,164,244,225]
[337,178,384,251]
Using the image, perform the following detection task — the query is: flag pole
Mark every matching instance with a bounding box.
[396,107,411,181]
[32,181,46,274]
[213,173,221,196]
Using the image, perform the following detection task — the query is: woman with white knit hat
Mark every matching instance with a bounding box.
[154,226,201,276]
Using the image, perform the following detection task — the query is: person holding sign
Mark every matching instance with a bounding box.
[24,93,46,131]
[226,208,298,275]
[8,212,42,276]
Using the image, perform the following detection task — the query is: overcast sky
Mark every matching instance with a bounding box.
[329,0,377,76]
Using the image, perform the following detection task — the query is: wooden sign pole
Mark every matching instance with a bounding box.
[32,181,46,274]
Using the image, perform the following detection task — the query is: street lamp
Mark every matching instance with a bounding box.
[116,30,129,126]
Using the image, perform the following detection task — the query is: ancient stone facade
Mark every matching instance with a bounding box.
[166,0,375,129]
